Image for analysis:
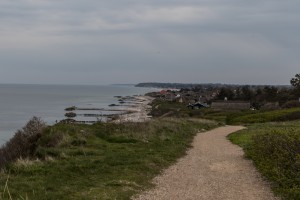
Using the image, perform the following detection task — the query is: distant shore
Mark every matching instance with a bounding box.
[61,95,154,124]
[112,95,154,123]
[0,84,157,146]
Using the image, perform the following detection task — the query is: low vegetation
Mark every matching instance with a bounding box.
[0,117,218,199]
[228,121,300,200]
[226,107,300,124]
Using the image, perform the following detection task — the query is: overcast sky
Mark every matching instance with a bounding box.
[0,0,299,85]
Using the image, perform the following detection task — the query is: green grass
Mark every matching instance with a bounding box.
[0,118,218,200]
[226,107,300,124]
[228,121,300,200]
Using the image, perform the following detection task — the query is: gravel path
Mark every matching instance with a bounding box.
[133,126,279,200]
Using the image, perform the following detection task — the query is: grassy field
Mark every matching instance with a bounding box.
[0,118,218,200]
[150,100,300,125]
[228,121,300,200]
[226,107,300,124]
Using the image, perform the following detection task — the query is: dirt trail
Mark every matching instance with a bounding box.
[133,126,279,200]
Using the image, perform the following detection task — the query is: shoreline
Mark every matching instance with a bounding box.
[111,95,154,123]
[61,95,154,124]
[0,84,158,146]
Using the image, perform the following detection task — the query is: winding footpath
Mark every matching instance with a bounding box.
[133,126,279,200]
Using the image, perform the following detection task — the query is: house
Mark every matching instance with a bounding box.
[165,93,176,101]
[211,101,250,110]
[160,90,167,95]
[187,102,209,109]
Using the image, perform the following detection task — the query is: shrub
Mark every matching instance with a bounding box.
[282,100,300,109]
[0,117,46,169]
[37,130,64,147]
[249,130,300,199]
[277,112,300,121]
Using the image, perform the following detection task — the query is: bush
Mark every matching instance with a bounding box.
[249,130,300,199]
[282,100,300,109]
[0,117,46,169]
[277,112,300,121]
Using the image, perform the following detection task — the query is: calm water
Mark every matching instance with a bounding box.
[0,84,156,145]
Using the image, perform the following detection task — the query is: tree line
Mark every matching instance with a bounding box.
[215,74,300,109]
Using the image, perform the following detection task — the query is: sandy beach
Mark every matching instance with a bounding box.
[112,95,154,123]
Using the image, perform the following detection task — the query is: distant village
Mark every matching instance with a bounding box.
[139,82,300,111]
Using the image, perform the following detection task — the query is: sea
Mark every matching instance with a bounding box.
[0,84,157,146]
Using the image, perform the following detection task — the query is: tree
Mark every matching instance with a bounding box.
[263,86,278,102]
[234,87,242,100]
[241,86,254,101]
[290,74,300,88]
[290,73,300,97]
[216,87,234,100]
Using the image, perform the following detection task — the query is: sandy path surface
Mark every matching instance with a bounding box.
[133,126,279,200]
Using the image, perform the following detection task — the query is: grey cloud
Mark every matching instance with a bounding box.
[0,0,299,85]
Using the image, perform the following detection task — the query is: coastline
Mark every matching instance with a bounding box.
[0,84,157,146]
[61,95,154,124]
[112,95,154,123]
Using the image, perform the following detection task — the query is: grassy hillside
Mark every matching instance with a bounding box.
[0,118,217,200]
[228,121,300,200]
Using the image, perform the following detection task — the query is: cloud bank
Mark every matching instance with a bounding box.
[0,0,299,85]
